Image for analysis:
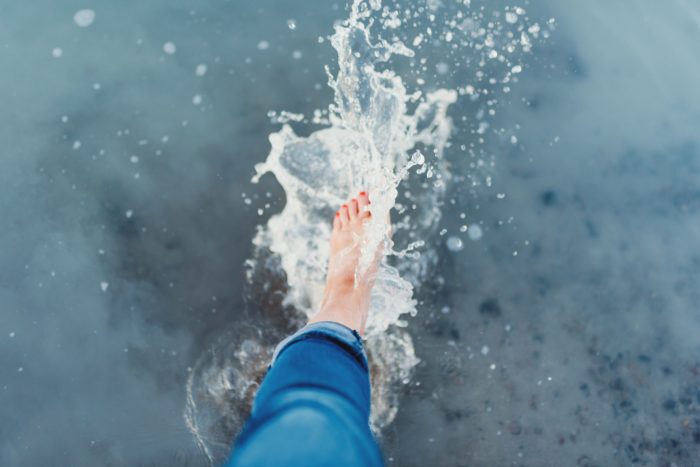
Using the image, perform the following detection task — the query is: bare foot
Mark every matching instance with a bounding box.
[308,191,380,335]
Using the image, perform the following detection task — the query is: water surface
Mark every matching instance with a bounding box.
[1,1,700,466]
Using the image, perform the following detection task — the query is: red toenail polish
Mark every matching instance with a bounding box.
[335,212,339,217]
[359,191,366,196]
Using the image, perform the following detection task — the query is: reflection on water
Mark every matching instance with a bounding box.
[1,0,700,466]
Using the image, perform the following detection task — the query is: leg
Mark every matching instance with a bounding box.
[226,192,384,467]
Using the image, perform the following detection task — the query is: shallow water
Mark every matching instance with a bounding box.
[2,1,700,466]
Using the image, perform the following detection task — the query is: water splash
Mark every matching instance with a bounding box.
[244,1,458,444]
[252,1,456,335]
[185,1,549,464]
[185,331,272,464]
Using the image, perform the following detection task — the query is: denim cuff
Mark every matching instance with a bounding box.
[271,321,368,371]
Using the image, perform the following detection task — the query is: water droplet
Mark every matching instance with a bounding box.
[468,225,483,240]
[436,62,449,75]
[446,236,464,252]
[163,42,176,55]
[74,9,95,28]
[411,151,425,165]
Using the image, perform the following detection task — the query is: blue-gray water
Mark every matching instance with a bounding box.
[1,1,700,466]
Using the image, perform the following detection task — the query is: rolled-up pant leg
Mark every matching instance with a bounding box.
[225,322,384,467]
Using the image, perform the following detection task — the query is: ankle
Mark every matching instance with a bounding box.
[309,308,364,334]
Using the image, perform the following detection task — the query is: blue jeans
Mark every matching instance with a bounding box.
[225,322,385,467]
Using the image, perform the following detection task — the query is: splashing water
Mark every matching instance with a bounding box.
[253,2,456,335]
[246,0,457,437]
[185,1,549,464]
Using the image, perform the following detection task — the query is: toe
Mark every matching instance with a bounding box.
[333,211,341,230]
[358,191,371,218]
[349,198,359,219]
[340,204,350,223]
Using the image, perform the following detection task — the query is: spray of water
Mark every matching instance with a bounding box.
[252,3,455,335]
[246,0,457,437]
[185,1,549,463]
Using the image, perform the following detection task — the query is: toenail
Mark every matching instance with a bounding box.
[359,191,366,196]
